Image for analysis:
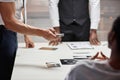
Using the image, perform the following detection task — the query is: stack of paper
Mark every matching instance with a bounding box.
[67,42,93,50]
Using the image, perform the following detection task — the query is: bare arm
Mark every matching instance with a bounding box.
[0,2,57,41]
[0,2,43,36]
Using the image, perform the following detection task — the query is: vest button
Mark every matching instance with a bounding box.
[73,19,76,21]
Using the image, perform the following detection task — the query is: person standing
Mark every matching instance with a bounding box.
[49,0,100,45]
[65,16,120,80]
[0,0,57,79]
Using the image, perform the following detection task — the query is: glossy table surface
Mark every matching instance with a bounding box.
[11,41,111,80]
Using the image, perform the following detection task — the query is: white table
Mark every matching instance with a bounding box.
[11,42,111,80]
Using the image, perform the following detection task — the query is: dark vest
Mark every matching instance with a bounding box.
[58,0,90,26]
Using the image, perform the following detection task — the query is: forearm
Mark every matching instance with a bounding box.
[0,2,45,37]
[4,18,45,37]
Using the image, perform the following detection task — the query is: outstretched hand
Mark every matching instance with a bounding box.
[49,27,62,46]
[42,29,57,41]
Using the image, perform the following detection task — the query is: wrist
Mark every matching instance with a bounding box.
[90,29,97,33]
[53,26,60,33]
[36,29,46,37]
[24,35,29,38]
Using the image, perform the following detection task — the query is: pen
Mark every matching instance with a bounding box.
[46,62,61,68]
[56,33,64,37]
[73,56,91,59]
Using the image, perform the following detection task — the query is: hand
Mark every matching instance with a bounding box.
[89,29,100,45]
[49,38,61,46]
[24,35,35,48]
[49,27,62,46]
[42,29,58,41]
[90,51,109,60]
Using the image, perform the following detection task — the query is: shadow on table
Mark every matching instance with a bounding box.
[14,64,60,70]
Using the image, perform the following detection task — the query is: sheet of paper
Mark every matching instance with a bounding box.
[67,42,94,50]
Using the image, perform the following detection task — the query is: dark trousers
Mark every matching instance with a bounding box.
[60,21,90,42]
[0,25,17,80]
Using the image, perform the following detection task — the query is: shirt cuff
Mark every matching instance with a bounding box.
[51,20,60,27]
[90,21,99,30]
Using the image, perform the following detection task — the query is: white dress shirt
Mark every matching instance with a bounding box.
[49,0,100,29]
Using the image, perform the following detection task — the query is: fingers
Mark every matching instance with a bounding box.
[43,30,57,41]
[24,35,35,48]
[28,43,34,48]
[49,28,56,34]
[90,38,100,45]
[47,29,62,41]
[49,30,57,38]
[26,42,35,48]
[100,51,109,59]
[49,41,58,46]
[90,52,99,60]
[47,28,62,45]
[89,30,101,45]
[49,38,61,46]
[90,51,109,60]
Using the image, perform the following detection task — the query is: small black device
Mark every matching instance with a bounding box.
[60,59,77,65]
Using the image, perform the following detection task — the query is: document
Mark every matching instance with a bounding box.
[67,42,93,50]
